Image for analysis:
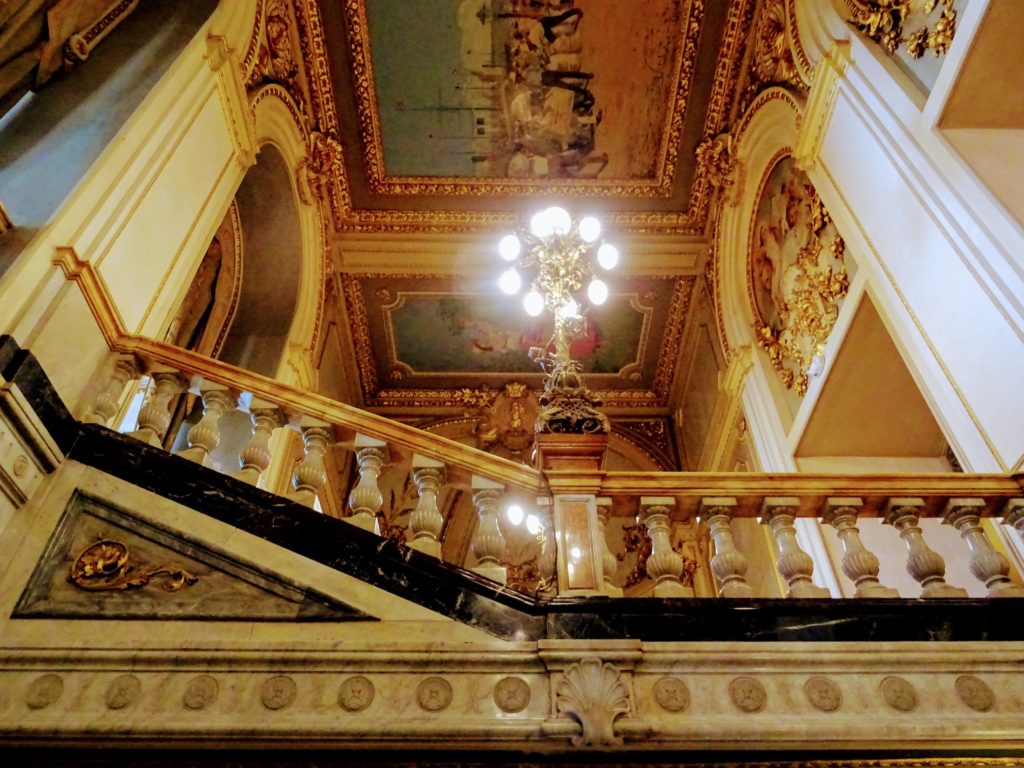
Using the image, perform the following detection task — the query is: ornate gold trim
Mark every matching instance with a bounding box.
[68,538,198,592]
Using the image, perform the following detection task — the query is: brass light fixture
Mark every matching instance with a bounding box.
[496,207,618,434]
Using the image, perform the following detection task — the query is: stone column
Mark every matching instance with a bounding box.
[346,434,388,532]
[943,498,1024,597]
[126,369,188,447]
[235,398,285,485]
[176,383,234,467]
[760,497,830,598]
[289,420,333,509]
[408,453,446,558]
[699,497,753,598]
[884,497,967,598]
[639,496,691,598]
[86,356,138,426]
[822,497,898,598]
[595,497,622,597]
[470,476,507,585]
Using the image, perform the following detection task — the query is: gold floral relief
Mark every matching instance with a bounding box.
[847,0,957,59]
[748,154,848,395]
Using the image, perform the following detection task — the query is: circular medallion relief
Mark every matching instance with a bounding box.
[25,674,63,710]
[338,676,375,712]
[729,676,767,713]
[105,674,141,710]
[493,677,530,713]
[880,676,918,712]
[260,675,297,711]
[182,675,219,711]
[653,676,690,713]
[804,676,842,712]
[416,676,453,712]
[955,675,994,712]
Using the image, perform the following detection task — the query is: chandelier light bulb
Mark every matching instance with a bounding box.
[526,514,542,535]
[587,278,608,306]
[578,216,601,243]
[545,206,571,235]
[556,297,579,319]
[498,268,522,295]
[498,234,521,262]
[523,290,544,316]
[597,243,619,270]
[506,504,524,526]
[530,210,554,238]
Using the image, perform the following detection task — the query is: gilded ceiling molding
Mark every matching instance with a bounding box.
[785,0,816,83]
[240,0,267,80]
[847,0,957,59]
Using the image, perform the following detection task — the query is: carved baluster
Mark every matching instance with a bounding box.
[760,497,830,598]
[943,498,1024,597]
[288,419,333,509]
[176,382,234,467]
[823,497,898,598]
[86,356,138,425]
[639,496,691,597]
[1004,499,1024,547]
[470,476,507,585]
[346,434,388,532]
[126,369,188,447]
[235,397,285,485]
[407,453,446,557]
[595,497,622,597]
[699,497,753,598]
[884,498,967,598]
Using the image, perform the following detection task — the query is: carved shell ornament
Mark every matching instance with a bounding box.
[555,658,631,747]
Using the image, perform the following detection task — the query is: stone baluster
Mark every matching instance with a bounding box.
[823,497,898,598]
[943,498,1024,597]
[699,497,753,598]
[884,498,967,598]
[126,369,188,447]
[470,476,507,585]
[86,356,138,425]
[760,497,830,598]
[407,453,446,557]
[346,434,388,532]
[235,397,285,485]
[288,418,333,509]
[1004,499,1024,546]
[639,496,691,597]
[176,382,234,467]
[595,497,622,597]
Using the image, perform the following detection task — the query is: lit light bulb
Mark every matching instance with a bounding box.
[498,234,521,262]
[526,514,541,535]
[498,268,521,295]
[530,209,553,238]
[506,504,524,526]
[556,297,579,319]
[523,290,544,316]
[578,216,601,242]
[587,278,608,306]
[545,206,571,235]
[597,243,619,270]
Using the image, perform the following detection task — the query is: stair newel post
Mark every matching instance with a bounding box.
[176,378,235,467]
[884,497,968,598]
[127,367,189,447]
[408,453,446,557]
[235,396,285,485]
[470,476,507,585]
[943,498,1024,597]
[760,497,830,598]
[699,497,753,598]
[346,434,388,532]
[86,355,138,426]
[823,497,899,598]
[288,418,333,509]
[639,496,692,597]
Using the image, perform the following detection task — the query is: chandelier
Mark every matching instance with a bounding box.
[495,207,618,435]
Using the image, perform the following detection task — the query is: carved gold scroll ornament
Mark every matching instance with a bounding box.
[68,538,198,592]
